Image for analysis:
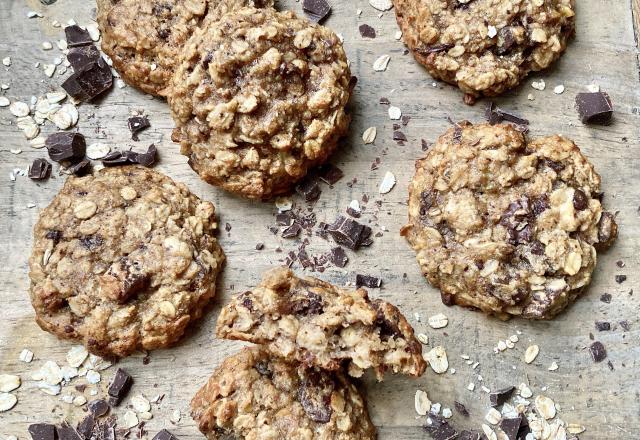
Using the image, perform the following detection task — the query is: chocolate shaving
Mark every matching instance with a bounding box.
[66,159,91,176]
[65,25,93,47]
[589,341,607,363]
[29,158,52,180]
[295,177,322,202]
[359,24,376,38]
[128,116,150,141]
[595,321,611,331]
[102,145,156,167]
[67,45,101,71]
[302,0,331,23]
[356,274,381,288]
[485,102,529,126]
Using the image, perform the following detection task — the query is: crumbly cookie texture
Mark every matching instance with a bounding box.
[169,7,352,199]
[392,0,576,97]
[97,0,274,96]
[216,267,426,380]
[28,166,225,357]
[191,347,376,440]
[401,122,617,320]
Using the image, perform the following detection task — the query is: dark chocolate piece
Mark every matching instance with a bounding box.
[600,293,612,303]
[29,158,52,180]
[302,0,331,23]
[499,416,523,440]
[356,274,381,289]
[615,275,627,284]
[66,159,91,176]
[67,45,101,71]
[575,92,613,125]
[282,222,302,239]
[28,424,56,440]
[489,386,515,407]
[417,43,454,55]
[317,164,344,185]
[102,145,156,167]
[128,116,150,141]
[46,132,86,162]
[457,432,481,440]
[454,401,469,417]
[424,414,458,440]
[326,215,372,250]
[330,247,348,268]
[76,414,95,440]
[152,430,179,440]
[589,341,607,363]
[88,399,110,417]
[56,423,82,440]
[65,25,93,47]
[107,368,132,405]
[136,144,157,167]
[62,58,113,102]
[359,24,376,38]
[393,130,407,141]
[295,178,321,202]
[485,102,529,126]
[595,321,611,331]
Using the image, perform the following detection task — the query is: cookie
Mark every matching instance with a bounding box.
[401,122,617,319]
[28,166,225,357]
[169,7,353,199]
[216,267,426,380]
[97,0,274,96]
[392,0,576,98]
[191,347,376,440]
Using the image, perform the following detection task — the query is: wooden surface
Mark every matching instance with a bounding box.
[1,0,639,438]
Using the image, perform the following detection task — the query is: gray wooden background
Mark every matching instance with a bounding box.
[1,0,639,438]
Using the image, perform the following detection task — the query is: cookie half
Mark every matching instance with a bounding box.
[169,7,353,199]
[191,347,376,440]
[401,122,617,319]
[97,0,275,96]
[392,0,576,98]
[28,166,225,357]
[216,267,426,379]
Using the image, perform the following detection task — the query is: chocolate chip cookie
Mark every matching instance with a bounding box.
[392,0,576,98]
[169,7,353,199]
[97,0,274,96]
[401,122,617,319]
[216,267,426,380]
[28,166,225,357]
[191,347,376,440]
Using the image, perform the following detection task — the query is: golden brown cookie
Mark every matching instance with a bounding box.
[168,7,353,199]
[392,0,575,98]
[97,0,275,96]
[28,166,225,357]
[401,122,617,319]
[191,347,377,440]
[216,267,426,380]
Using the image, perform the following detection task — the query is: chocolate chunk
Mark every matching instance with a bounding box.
[595,321,610,331]
[359,24,376,38]
[67,45,101,71]
[486,102,529,126]
[136,144,157,167]
[417,43,454,54]
[326,215,372,250]
[100,257,149,303]
[330,247,348,268]
[282,290,324,316]
[46,132,86,162]
[276,212,293,226]
[619,320,631,331]
[255,243,264,250]
[297,249,312,268]
[282,222,302,239]
[317,164,344,185]
[421,139,430,151]
[346,205,361,218]
[457,432,481,440]
[573,189,588,210]
[29,158,52,180]
[102,145,156,168]
[56,423,83,440]
[302,0,331,22]
[600,293,612,303]
[76,414,95,440]
[66,159,91,176]
[497,27,516,55]
[88,399,110,417]
[65,25,93,47]
[28,424,56,440]
[356,274,381,288]
[596,212,618,248]
[615,275,627,284]
[107,368,132,405]
[379,97,390,105]
[589,341,607,363]
[424,414,458,440]
[454,401,469,417]
[489,386,515,407]
[297,370,334,423]
[576,92,613,125]
[499,416,523,440]
[393,130,407,141]
[152,430,179,440]
[295,178,322,202]
[62,58,113,102]
[128,116,150,141]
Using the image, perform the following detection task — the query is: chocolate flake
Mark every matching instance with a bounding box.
[589,341,607,363]
[330,247,348,268]
[424,414,458,440]
[128,116,150,141]
[88,399,110,417]
[28,424,56,440]
[29,158,52,180]
[302,0,331,23]
[326,215,372,250]
[595,321,611,331]
[356,274,381,288]
[67,45,101,71]
[295,177,322,202]
[107,368,132,406]
[46,132,86,162]
[600,293,612,303]
[393,130,407,142]
[77,414,95,440]
[62,58,113,102]
[359,24,376,39]
[615,274,627,284]
[151,430,179,440]
[499,416,523,440]
[317,164,344,185]
[282,222,302,239]
[454,401,469,417]
[489,386,515,407]
[485,102,529,126]
[576,92,613,125]
[56,422,83,440]
[65,25,93,47]
[66,159,91,176]
[102,145,156,168]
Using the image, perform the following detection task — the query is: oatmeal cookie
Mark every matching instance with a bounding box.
[97,0,275,96]
[168,7,353,199]
[216,267,426,380]
[191,347,376,440]
[392,0,576,98]
[401,122,617,319]
[28,166,225,357]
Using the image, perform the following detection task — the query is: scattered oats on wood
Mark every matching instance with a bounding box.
[388,106,401,120]
[482,424,497,440]
[395,30,403,40]
[497,340,507,351]
[567,423,586,434]
[531,79,546,91]
[586,84,600,93]
[19,349,34,363]
[35,361,63,385]
[122,410,139,429]
[524,345,539,364]
[66,345,89,368]
[42,41,53,50]
[131,394,151,413]
[362,126,377,144]
[548,362,559,371]
[417,333,429,345]
[170,408,181,424]
[425,346,448,374]
[428,313,448,329]
[518,383,533,398]
[373,54,391,72]
[369,0,393,11]
[378,171,396,194]
[467,383,475,391]
[0,375,20,393]
[139,411,153,421]
[37,381,61,395]
[414,389,431,415]
[86,370,101,384]
[86,23,100,41]
[442,408,452,418]
[47,91,67,104]
[553,85,565,94]
[0,393,17,412]
[535,395,556,420]
[275,197,293,212]
[87,143,111,160]
[9,101,30,117]
[73,395,87,406]
[485,408,502,425]
[43,64,56,78]
[30,137,46,149]
[2,57,11,67]
[0,96,9,107]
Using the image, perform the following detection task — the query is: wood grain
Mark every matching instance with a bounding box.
[1,0,639,438]
[634,0,640,46]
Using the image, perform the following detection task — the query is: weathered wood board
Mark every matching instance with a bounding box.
[1,0,639,438]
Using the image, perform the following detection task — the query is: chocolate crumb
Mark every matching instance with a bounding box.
[489,386,515,407]
[356,274,381,288]
[595,321,610,331]
[589,341,607,363]
[359,24,376,39]
[29,158,52,180]
[454,401,469,417]
[615,275,627,284]
[600,293,612,303]
[128,116,150,141]
[330,247,348,268]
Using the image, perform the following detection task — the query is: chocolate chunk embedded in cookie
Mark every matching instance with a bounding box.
[169,7,353,199]
[401,122,617,319]
[216,267,426,380]
[97,0,274,96]
[28,166,225,357]
[392,0,576,97]
[191,347,377,440]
